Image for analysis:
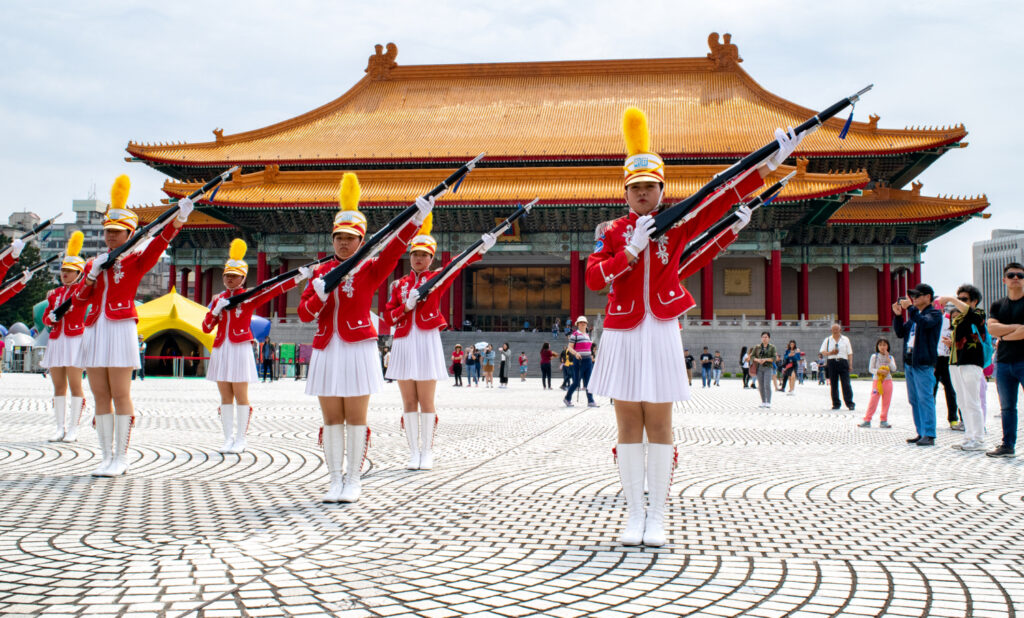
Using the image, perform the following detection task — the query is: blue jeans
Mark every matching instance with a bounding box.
[996,360,1024,449]
[467,364,480,384]
[906,364,937,438]
[701,366,712,387]
[713,368,722,385]
[566,356,594,404]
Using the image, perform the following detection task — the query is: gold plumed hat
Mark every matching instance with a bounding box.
[103,174,139,232]
[223,239,248,277]
[61,231,86,273]
[408,213,437,256]
[332,173,367,237]
[621,108,665,186]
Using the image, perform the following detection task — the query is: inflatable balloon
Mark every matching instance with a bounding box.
[250,315,271,342]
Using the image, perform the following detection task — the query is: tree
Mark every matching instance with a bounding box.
[0,235,52,328]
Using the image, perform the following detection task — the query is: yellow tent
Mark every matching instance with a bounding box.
[136,287,215,352]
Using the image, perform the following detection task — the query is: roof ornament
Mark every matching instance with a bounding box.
[911,181,923,196]
[707,33,741,68]
[366,43,398,80]
[264,165,280,184]
[796,157,809,177]
[868,114,880,131]
[213,128,224,142]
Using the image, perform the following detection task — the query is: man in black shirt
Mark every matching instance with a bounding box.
[700,347,714,388]
[987,262,1024,458]
[684,348,694,386]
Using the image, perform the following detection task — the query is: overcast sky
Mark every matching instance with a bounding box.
[1,1,1018,297]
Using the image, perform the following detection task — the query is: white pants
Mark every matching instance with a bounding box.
[949,364,984,443]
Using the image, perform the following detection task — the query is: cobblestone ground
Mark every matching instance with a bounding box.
[0,372,1022,617]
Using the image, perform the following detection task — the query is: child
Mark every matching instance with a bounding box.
[518,351,528,381]
[860,339,897,428]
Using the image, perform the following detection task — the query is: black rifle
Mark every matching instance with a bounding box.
[320,153,485,294]
[52,166,239,320]
[0,254,59,294]
[222,254,334,310]
[0,215,59,260]
[651,85,872,239]
[679,171,796,266]
[414,198,537,301]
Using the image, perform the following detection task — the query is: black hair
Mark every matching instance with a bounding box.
[875,338,890,353]
[761,331,771,338]
[1004,262,1024,275]
[787,340,797,349]
[541,342,550,351]
[956,283,982,303]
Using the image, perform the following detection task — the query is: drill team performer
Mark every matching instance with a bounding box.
[298,173,431,503]
[586,108,801,546]
[203,239,308,454]
[41,231,89,443]
[382,214,496,470]
[71,175,194,477]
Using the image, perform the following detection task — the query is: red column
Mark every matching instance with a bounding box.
[764,258,773,320]
[837,263,850,327]
[276,261,288,320]
[911,263,922,288]
[180,268,189,298]
[452,270,464,332]
[377,278,390,336]
[204,269,213,306]
[700,264,714,322]
[193,265,203,304]
[878,264,891,327]
[440,251,452,325]
[168,264,176,294]
[570,251,583,320]
[798,263,809,320]
[256,252,268,316]
[769,250,782,321]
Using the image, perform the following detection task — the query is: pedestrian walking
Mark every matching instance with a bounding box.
[564,317,597,407]
[539,342,554,389]
[451,344,464,386]
[780,340,801,395]
[750,332,777,408]
[498,343,510,388]
[699,346,713,388]
[712,351,723,386]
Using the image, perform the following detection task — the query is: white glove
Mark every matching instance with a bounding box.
[480,232,497,253]
[765,126,804,171]
[211,297,230,317]
[735,205,752,226]
[404,289,420,311]
[625,215,655,258]
[296,266,313,281]
[312,277,328,302]
[412,195,435,224]
[10,238,25,258]
[87,253,109,280]
[20,270,33,284]
[176,197,194,222]
[48,311,59,323]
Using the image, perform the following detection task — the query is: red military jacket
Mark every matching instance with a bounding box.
[587,170,763,330]
[42,283,88,338]
[203,277,300,347]
[383,253,481,338]
[298,219,419,347]
[678,225,740,281]
[73,224,181,326]
[0,250,15,283]
[0,277,26,306]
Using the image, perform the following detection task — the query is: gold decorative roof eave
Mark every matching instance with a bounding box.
[828,186,989,225]
[160,164,870,209]
[125,38,968,165]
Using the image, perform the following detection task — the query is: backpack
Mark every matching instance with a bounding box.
[971,324,995,369]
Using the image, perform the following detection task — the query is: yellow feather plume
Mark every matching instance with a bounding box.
[339,173,360,211]
[418,212,433,236]
[229,238,247,261]
[622,107,650,156]
[66,231,84,257]
[110,174,131,210]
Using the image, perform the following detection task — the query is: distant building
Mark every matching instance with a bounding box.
[974,229,1024,306]
[1,211,42,242]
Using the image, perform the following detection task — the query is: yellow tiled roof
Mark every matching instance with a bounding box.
[830,185,989,224]
[129,204,233,227]
[160,165,869,208]
[127,39,965,166]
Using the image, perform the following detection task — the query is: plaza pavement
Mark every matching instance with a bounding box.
[0,372,1021,617]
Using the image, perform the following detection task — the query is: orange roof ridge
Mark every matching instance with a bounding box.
[831,188,989,225]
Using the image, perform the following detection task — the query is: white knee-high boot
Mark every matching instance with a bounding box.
[106,415,135,476]
[418,413,436,470]
[339,425,368,503]
[402,413,420,470]
[91,414,114,477]
[63,396,86,442]
[218,405,234,453]
[49,396,66,442]
[229,404,252,453]
[615,443,646,545]
[643,443,677,547]
[321,425,345,503]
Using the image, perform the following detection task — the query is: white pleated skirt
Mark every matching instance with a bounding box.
[40,334,83,369]
[385,325,449,381]
[206,340,259,383]
[589,314,690,403]
[305,336,383,397]
[77,316,141,369]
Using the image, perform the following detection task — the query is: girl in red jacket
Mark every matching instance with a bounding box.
[71,175,194,477]
[41,232,89,442]
[202,239,307,454]
[298,173,431,503]
[587,108,801,547]
[382,215,494,470]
